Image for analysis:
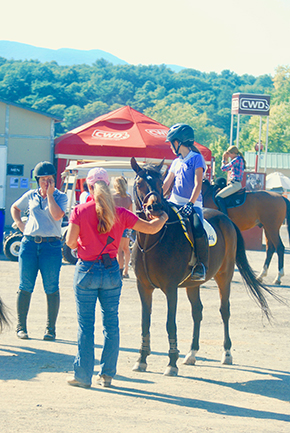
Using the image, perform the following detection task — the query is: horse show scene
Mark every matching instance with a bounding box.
[1,39,290,433]
[0,229,289,432]
[1,152,290,432]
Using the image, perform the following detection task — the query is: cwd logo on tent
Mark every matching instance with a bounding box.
[145,129,168,138]
[92,129,130,140]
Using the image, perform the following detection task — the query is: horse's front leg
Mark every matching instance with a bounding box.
[163,288,179,376]
[132,281,154,372]
[183,286,203,366]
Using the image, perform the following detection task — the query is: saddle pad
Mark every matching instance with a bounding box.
[204,220,217,247]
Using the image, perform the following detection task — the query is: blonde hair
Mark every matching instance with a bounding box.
[93,181,116,233]
[113,176,128,198]
[226,146,246,169]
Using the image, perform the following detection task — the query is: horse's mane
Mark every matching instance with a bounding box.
[203,178,223,194]
[141,163,164,178]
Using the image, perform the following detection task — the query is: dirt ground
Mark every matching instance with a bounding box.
[0,227,290,433]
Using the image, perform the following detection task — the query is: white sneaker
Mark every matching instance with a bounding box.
[17,330,28,339]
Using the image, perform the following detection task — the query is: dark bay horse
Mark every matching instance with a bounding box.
[202,179,290,285]
[130,157,280,376]
[0,296,10,333]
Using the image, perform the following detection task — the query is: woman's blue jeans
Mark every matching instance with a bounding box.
[19,237,62,294]
[73,258,122,386]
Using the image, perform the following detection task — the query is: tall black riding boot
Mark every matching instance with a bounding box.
[191,213,209,281]
[215,196,228,215]
[44,291,60,341]
[16,290,32,339]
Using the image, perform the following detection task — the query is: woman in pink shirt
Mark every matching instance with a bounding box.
[66,167,168,389]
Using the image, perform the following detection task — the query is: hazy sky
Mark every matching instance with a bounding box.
[1,0,289,76]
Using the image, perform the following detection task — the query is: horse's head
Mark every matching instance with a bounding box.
[202,178,226,200]
[131,157,165,219]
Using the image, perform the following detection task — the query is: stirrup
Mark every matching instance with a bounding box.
[191,263,206,281]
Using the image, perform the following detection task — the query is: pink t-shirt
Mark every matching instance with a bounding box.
[69,201,138,261]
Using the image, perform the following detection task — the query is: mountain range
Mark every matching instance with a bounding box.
[0,40,184,72]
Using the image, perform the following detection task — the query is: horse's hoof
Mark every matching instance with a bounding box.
[221,351,233,365]
[183,350,197,365]
[132,362,147,372]
[163,366,178,376]
[273,279,281,285]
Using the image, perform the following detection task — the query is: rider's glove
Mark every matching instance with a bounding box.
[180,202,194,217]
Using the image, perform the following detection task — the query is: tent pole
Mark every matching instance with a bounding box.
[264,116,269,173]
[236,114,240,147]
[230,114,234,147]
[257,116,263,172]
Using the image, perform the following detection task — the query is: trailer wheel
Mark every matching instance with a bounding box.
[3,234,23,261]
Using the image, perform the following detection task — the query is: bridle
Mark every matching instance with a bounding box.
[133,169,164,217]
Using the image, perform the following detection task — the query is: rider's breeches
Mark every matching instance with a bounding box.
[215,181,242,198]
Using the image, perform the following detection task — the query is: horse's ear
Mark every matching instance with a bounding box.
[157,159,164,172]
[131,157,142,175]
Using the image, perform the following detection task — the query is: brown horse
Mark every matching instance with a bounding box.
[130,157,279,376]
[202,179,290,285]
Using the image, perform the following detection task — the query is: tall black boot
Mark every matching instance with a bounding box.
[191,213,209,281]
[16,290,32,339]
[44,291,60,341]
[215,196,228,215]
[191,232,209,281]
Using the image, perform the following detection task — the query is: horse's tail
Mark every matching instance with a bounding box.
[0,296,10,332]
[233,223,283,321]
[282,197,290,245]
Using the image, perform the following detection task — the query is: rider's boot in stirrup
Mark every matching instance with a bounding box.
[191,231,209,282]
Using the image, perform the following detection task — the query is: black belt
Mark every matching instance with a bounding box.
[25,235,61,244]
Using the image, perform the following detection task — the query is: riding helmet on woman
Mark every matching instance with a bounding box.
[166,124,199,156]
[34,161,56,182]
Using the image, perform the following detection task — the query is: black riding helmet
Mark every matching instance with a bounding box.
[34,161,56,178]
[166,124,195,155]
[166,124,195,146]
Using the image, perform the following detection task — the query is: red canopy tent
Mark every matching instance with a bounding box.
[54,106,213,185]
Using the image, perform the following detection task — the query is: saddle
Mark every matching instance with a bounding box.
[170,205,217,247]
[215,188,246,209]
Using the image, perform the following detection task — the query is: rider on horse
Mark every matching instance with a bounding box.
[163,123,209,281]
[215,145,246,214]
